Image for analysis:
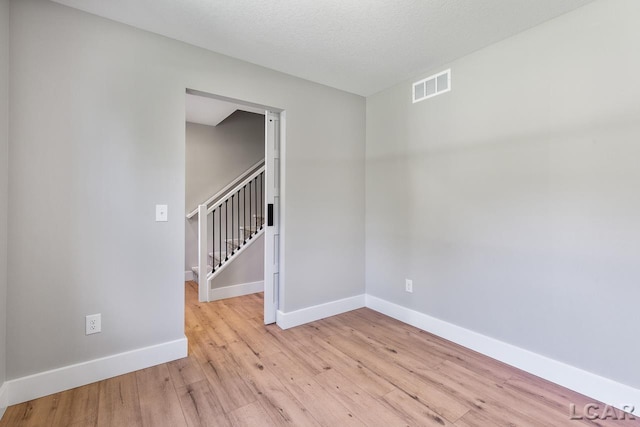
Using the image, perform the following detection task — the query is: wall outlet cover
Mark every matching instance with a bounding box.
[86,313,102,335]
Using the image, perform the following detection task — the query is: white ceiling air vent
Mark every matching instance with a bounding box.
[413,69,451,103]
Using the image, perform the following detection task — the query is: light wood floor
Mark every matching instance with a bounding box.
[2,281,637,426]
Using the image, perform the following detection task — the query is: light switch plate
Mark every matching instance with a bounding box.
[156,204,168,222]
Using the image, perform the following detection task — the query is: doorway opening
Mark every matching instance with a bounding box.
[184,89,283,324]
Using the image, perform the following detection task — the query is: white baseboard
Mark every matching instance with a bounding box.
[209,280,264,301]
[277,294,365,330]
[0,381,7,419]
[185,270,194,281]
[365,295,640,416]
[4,337,187,406]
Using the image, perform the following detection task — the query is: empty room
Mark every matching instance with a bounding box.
[1,0,639,425]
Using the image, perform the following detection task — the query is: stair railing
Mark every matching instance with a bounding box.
[186,159,264,219]
[195,164,265,302]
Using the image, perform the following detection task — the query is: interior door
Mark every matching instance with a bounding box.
[263,111,280,324]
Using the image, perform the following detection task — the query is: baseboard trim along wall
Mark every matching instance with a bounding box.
[184,270,194,281]
[365,294,640,416]
[209,280,264,301]
[0,381,8,419]
[4,337,188,406]
[276,294,366,330]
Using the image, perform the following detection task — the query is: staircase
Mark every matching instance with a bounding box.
[191,215,264,278]
[187,160,265,302]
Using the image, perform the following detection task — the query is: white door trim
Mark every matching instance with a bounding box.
[264,110,283,324]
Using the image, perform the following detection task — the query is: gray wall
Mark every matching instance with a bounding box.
[212,234,264,290]
[7,0,364,380]
[185,114,264,280]
[0,0,9,389]
[185,114,264,212]
[366,0,640,388]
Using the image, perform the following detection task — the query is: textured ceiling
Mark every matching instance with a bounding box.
[51,0,595,96]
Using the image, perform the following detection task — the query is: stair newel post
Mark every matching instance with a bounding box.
[197,204,209,302]
[249,180,252,237]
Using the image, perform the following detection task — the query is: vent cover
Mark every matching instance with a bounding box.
[412,69,451,103]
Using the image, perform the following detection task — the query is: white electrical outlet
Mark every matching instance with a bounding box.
[405,279,413,293]
[86,313,102,335]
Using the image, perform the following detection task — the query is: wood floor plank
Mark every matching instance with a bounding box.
[354,307,520,385]
[255,392,321,427]
[262,351,319,384]
[311,345,396,397]
[50,382,100,427]
[0,393,61,427]
[263,328,327,375]
[221,297,262,323]
[284,376,368,427]
[215,302,281,357]
[227,401,281,427]
[283,318,337,342]
[187,303,228,348]
[313,368,413,426]
[135,364,188,427]
[454,407,531,427]
[350,307,516,382]
[382,388,458,426]
[433,359,593,426]
[412,328,517,382]
[175,379,231,427]
[338,322,451,384]
[167,354,207,389]
[223,340,322,426]
[324,332,470,422]
[344,310,483,373]
[96,373,143,427]
[199,304,243,346]
[193,341,258,413]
